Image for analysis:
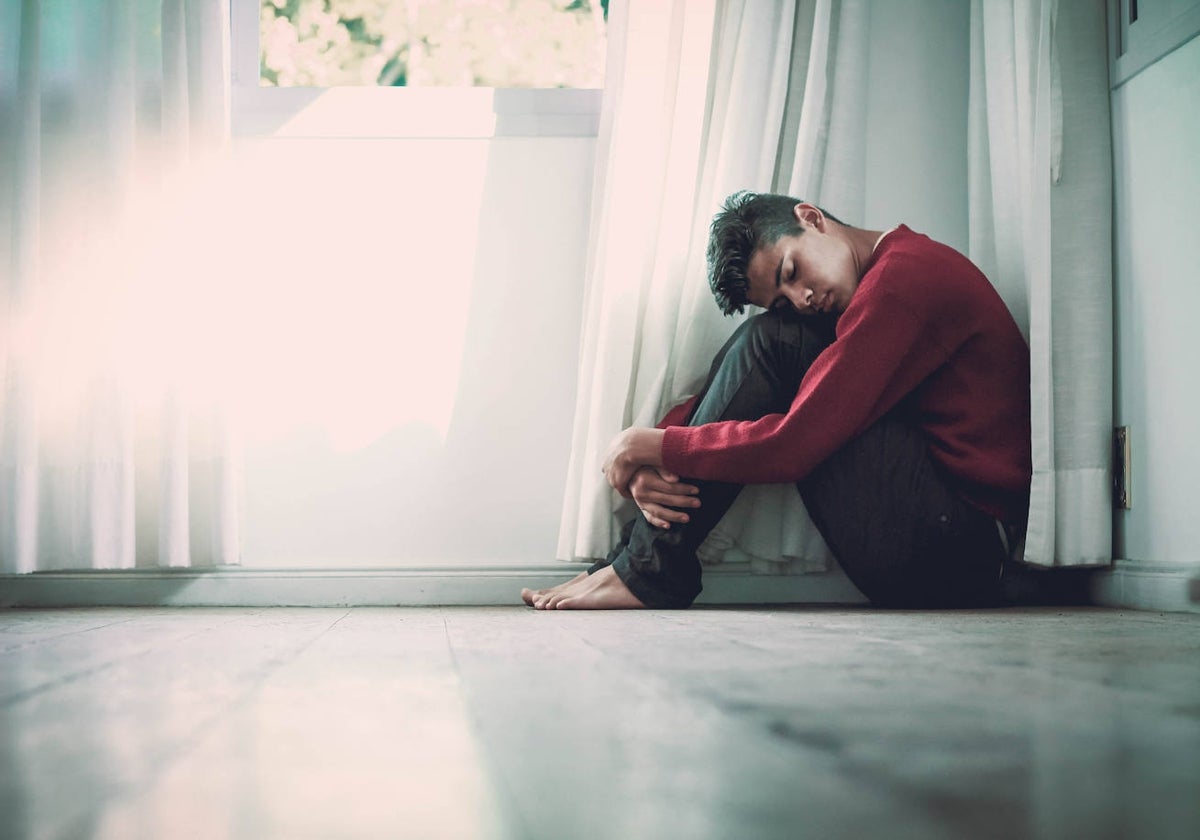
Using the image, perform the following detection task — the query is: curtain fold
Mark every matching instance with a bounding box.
[1,0,238,573]
[968,0,1113,568]
[557,0,868,568]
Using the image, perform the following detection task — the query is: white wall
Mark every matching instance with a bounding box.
[234,136,594,566]
[1111,33,1200,567]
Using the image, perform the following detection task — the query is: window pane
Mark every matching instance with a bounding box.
[260,0,607,88]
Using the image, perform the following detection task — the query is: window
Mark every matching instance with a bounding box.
[231,0,606,137]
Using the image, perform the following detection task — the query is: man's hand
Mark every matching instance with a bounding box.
[601,427,666,497]
[630,467,700,529]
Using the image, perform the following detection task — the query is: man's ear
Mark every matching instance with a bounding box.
[793,202,825,231]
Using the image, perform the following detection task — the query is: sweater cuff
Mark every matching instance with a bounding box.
[660,426,692,475]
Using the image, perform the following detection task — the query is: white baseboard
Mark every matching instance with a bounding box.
[0,564,868,608]
[9,561,1198,613]
[1088,559,1200,614]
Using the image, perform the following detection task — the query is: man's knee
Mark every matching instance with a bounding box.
[739,310,835,368]
[713,312,830,395]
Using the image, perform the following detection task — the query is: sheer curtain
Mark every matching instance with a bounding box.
[1,0,239,573]
[968,0,1113,567]
[557,0,869,569]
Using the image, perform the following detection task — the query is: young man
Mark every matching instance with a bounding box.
[522,192,1031,610]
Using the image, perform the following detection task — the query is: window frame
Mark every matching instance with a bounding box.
[230,0,603,139]
[1108,0,1200,88]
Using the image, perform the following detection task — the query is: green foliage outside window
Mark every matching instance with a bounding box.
[260,0,607,88]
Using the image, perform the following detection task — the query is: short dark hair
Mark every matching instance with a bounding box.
[706,191,844,315]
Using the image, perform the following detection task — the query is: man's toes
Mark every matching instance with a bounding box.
[536,589,563,609]
[546,589,573,609]
[525,587,552,607]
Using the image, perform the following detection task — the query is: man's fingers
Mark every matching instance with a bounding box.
[640,476,700,496]
[650,516,672,528]
[640,504,689,527]
[646,490,701,508]
[655,483,700,498]
[629,466,701,524]
[631,491,699,510]
[661,477,700,496]
[643,511,669,528]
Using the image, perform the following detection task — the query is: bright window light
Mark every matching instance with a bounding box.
[259,0,607,88]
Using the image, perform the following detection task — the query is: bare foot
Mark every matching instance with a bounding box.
[521,572,588,606]
[531,565,646,610]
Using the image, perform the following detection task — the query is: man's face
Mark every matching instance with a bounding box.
[745,205,859,317]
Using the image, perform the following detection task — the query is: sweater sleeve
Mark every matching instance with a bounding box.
[660,287,956,484]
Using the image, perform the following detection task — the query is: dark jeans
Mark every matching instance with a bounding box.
[593,309,1008,609]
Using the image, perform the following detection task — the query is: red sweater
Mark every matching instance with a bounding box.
[660,226,1032,524]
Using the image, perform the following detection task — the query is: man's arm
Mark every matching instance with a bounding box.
[660,285,958,485]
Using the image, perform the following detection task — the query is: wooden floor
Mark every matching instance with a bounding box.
[2,606,1199,840]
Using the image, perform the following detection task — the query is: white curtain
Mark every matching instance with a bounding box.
[0,0,239,572]
[557,0,869,569]
[968,0,1113,567]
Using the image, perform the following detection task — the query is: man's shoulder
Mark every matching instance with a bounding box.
[868,228,991,296]
[875,226,977,271]
[853,228,1007,330]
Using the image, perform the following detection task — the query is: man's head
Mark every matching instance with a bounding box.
[707,191,859,317]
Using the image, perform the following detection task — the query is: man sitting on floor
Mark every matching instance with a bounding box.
[522,191,1031,610]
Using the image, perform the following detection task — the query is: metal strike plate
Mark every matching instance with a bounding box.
[1114,426,1132,510]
